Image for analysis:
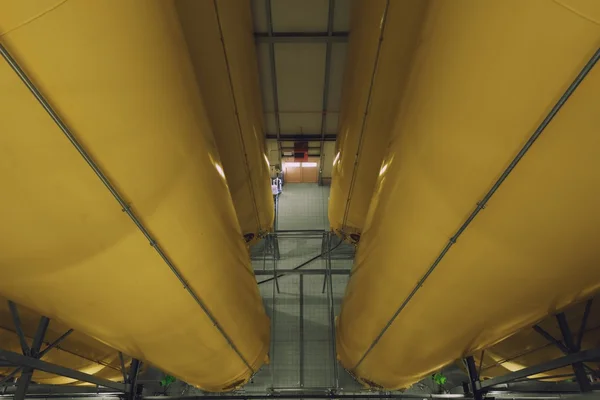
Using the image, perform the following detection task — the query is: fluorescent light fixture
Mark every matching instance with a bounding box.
[285,162,301,167]
[302,162,317,167]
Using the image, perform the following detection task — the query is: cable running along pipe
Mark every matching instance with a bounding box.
[351,47,600,372]
[341,0,390,232]
[0,42,255,374]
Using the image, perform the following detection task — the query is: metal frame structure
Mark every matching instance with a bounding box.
[261,0,341,174]
[266,134,337,141]
[0,301,142,400]
[464,304,600,400]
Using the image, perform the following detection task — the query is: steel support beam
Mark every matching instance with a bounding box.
[255,269,350,276]
[255,32,348,44]
[15,316,50,400]
[128,359,142,400]
[464,356,484,400]
[532,324,598,379]
[576,298,593,349]
[119,352,128,383]
[479,346,600,390]
[318,0,336,185]
[8,301,30,356]
[0,349,129,392]
[556,313,592,392]
[265,0,283,165]
[267,134,336,141]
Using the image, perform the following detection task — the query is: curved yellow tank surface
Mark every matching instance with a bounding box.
[0,0,269,391]
[328,0,428,243]
[0,298,128,385]
[176,0,274,245]
[473,297,600,381]
[337,0,600,389]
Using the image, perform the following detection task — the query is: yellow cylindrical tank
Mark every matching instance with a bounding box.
[0,0,269,391]
[328,0,428,243]
[473,297,600,381]
[175,0,274,246]
[337,0,600,389]
[0,298,129,385]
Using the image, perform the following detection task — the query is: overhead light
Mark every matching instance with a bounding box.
[284,162,301,167]
[302,162,317,167]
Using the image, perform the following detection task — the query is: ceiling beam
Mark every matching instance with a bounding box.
[255,32,348,44]
[266,134,336,141]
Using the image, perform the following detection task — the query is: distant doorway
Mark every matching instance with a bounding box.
[283,157,319,183]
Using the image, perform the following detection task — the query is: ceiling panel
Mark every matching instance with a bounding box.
[279,112,322,134]
[271,0,329,32]
[252,0,268,33]
[275,43,326,111]
[327,43,347,111]
[325,112,339,134]
[333,0,352,32]
[257,43,275,112]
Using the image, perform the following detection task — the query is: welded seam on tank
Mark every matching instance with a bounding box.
[0,42,256,375]
[340,0,390,234]
[351,47,600,372]
[212,0,263,236]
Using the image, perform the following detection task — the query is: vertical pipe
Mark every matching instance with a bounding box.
[299,275,305,387]
[326,233,339,389]
[271,236,278,389]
